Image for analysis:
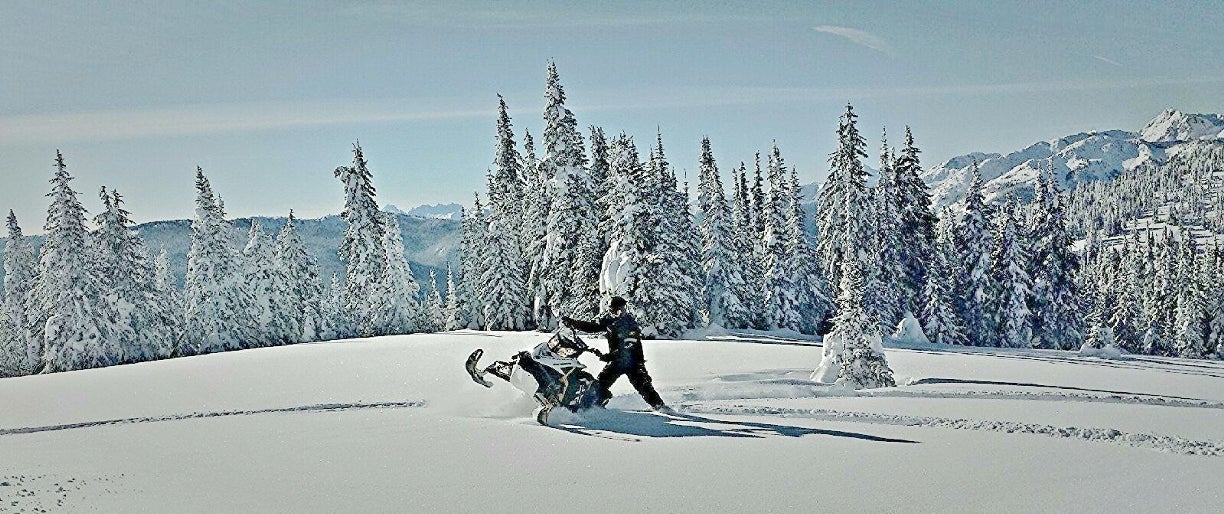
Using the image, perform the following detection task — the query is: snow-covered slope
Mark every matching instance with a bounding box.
[922,109,1221,209]
[2,331,1221,512]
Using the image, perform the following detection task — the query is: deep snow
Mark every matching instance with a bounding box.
[2,331,1222,513]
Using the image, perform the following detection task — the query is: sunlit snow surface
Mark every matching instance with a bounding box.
[2,330,1222,512]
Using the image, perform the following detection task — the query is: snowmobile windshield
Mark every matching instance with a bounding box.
[546,333,586,359]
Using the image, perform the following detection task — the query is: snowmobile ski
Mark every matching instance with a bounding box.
[535,404,552,425]
[465,349,493,388]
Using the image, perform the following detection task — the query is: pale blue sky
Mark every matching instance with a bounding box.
[2,1,1222,230]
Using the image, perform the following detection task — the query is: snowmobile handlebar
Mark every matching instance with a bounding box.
[568,326,604,358]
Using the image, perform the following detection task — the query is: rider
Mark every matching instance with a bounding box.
[562,296,670,412]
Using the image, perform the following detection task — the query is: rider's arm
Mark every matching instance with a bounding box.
[565,317,607,333]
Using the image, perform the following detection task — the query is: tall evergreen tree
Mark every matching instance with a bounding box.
[990,204,1034,348]
[243,219,292,346]
[184,167,257,355]
[761,144,806,331]
[866,130,902,329]
[422,269,445,332]
[731,162,766,327]
[443,264,464,331]
[2,210,39,374]
[93,187,176,362]
[379,212,421,334]
[892,127,937,315]
[334,142,389,337]
[921,213,967,345]
[599,135,650,316]
[696,137,751,328]
[534,63,595,328]
[814,231,895,389]
[633,133,698,337]
[957,164,995,346]
[30,151,121,371]
[1028,170,1083,350]
[152,248,184,355]
[275,211,329,343]
[321,273,351,340]
[815,103,870,301]
[458,196,488,329]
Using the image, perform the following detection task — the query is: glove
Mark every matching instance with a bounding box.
[598,353,613,362]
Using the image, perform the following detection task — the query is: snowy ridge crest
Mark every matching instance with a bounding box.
[922,109,1224,209]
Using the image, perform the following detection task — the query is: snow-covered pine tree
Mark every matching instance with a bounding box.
[565,178,605,321]
[534,63,596,329]
[29,151,121,371]
[152,248,184,355]
[696,137,751,328]
[588,126,612,248]
[921,212,967,345]
[730,162,765,327]
[1204,241,1224,358]
[458,196,488,329]
[892,127,937,316]
[815,103,870,301]
[92,187,176,362]
[378,212,421,334]
[956,164,995,346]
[760,143,806,331]
[599,134,651,319]
[483,97,535,329]
[242,219,292,346]
[321,273,351,340]
[334,142,389,337]
[2,210,39,374]
[1171,236,1206,358]
[443,264,464,331]
[480,201,530,331]
[813,232,895,389]
[1027,169,1083,350]
[421,269,444,332]
[866,129,903,329]
[1109,236,1143,353]
[521,129,549,318]
[750,154,767,239]
[790,167,831,334]
[645,133,700,337]
[183,167,257,355]
[990,203,1034,348]
[275,211,329,343]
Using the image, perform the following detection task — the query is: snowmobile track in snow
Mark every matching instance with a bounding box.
[0,401,427,437]
[680,403,1224,457]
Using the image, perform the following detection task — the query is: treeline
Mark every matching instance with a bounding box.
[0,147,452,376]
[6,63,1224,377]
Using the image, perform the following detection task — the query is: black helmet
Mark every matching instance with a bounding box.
[609,296,627,310]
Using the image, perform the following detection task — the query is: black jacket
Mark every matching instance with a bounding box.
[567,312,645,366]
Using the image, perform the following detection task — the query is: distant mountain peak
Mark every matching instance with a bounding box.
[1139,109,1224,144]
[920,110,1224,209]
[384,202,463,220]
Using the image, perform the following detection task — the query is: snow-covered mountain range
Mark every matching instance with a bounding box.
[920,109,1224,209]
[384,202,463,220]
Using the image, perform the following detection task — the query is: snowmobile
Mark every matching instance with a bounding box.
[465,329,608,425]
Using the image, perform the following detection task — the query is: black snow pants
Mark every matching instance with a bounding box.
[597,361,664,408]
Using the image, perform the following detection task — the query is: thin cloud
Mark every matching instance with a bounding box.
[0,100,492,145]
[813,25,895,57]
[8,75,1224,145]
[1093,55,1124,67]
